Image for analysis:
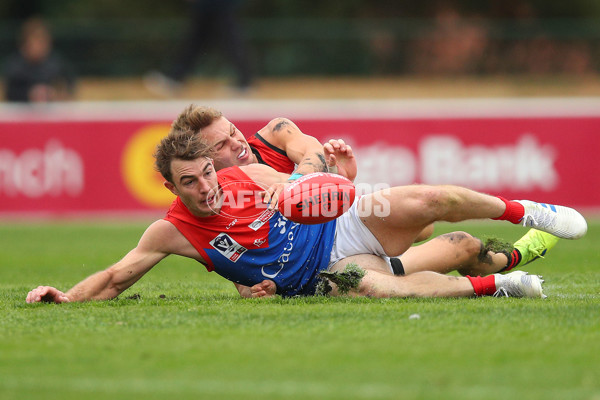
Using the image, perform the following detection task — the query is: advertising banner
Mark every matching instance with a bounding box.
[1,99,598,216]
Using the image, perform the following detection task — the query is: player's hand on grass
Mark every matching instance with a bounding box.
[324,139,357,182]
[249,280,277,298]
[235,280,276,298]
[26,286,70,304]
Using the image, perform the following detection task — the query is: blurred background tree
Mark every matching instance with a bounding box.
[0,0,598,79]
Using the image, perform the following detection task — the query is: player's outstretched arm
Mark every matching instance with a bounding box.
[26,220,172,303]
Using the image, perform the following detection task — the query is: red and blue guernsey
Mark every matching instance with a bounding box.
[164,166,336,297]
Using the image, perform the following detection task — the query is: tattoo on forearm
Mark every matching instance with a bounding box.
[316,153,327,171]
[298,153,327,174]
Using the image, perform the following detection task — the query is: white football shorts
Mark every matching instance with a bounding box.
[328,197,394,273]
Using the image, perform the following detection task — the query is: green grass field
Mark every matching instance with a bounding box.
[1,220,599,400]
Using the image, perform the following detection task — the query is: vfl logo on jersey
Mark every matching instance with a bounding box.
[210,233,247,262]
[249,209,276,231]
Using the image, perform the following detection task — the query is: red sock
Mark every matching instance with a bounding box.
[492,196,525,224]
[466,275,497,296]
[501,249,522,272]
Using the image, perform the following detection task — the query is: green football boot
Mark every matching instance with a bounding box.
[513,228,559,266]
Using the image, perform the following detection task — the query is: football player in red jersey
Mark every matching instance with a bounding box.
[27,128,587,303]
[171,105,565,298]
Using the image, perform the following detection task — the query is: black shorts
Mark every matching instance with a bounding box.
[390,257,405,276]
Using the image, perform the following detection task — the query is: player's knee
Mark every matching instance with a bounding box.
[453,233,493,276]
[459,232,484,259]
[439,231,482,260]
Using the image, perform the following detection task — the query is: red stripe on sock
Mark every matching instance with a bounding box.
[466,275,497,296]
[492,196,525,224]
[506,249,520,271]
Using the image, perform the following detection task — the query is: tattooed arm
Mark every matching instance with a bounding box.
[258,118,328,176]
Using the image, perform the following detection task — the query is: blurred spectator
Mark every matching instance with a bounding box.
[3,17,76,102]
[410,3,489,75]
[145,0,253,97]
[367,29,401,75]
[561,41,593,75]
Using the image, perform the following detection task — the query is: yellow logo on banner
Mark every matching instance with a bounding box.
[121,124,175,208]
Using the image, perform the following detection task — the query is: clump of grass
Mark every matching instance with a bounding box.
[483,236,513,254]
[315,263,366,296]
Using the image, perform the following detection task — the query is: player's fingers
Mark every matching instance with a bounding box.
[38,286,50,299]
[344,145,353,156]
[265,281,277,295]
[327,154,337,167]
[328,139,340,149]
[256,290,275,298]
[29,291,41,303]
[260,189,272,205]
[57,295,70,303]
[251,281,271,298]
[26,288,37,303]
[323,143,334,154]
[250,283,261,292]
[40,287,59,303]
[260,280,275,292]
[27,286,46,303]
[268,188,281,210]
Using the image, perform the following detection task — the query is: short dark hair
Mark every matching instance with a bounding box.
[154,129,213,183]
